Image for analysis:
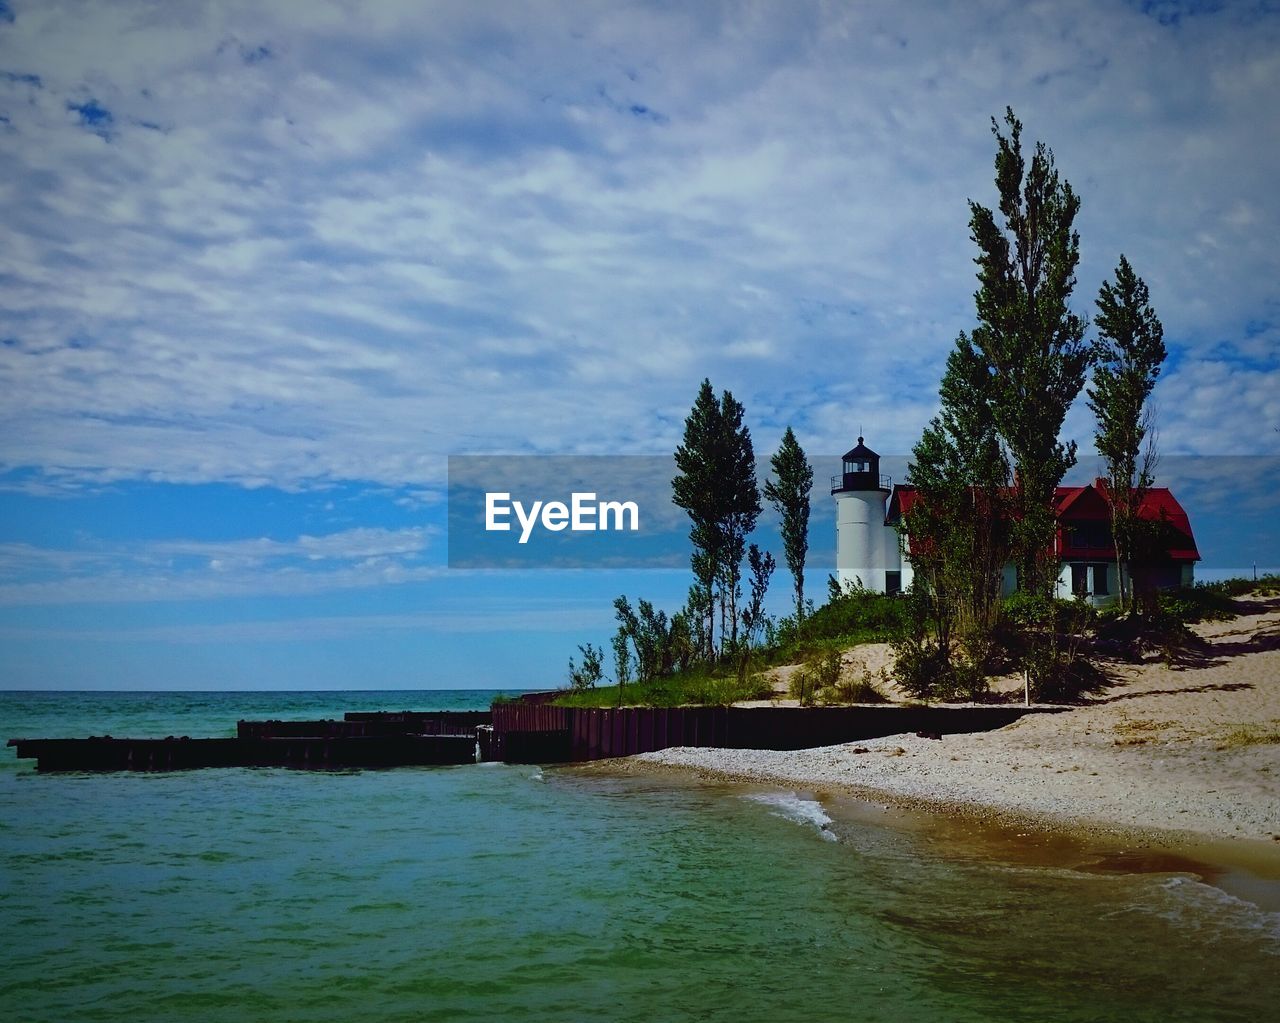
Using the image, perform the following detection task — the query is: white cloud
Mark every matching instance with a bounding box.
[0,601,616,644]
[1,0,1278,498]
[0,525,438,605]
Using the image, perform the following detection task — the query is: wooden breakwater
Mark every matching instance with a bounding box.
[7,734,478,771]
[8,710,487,772]
[486,703,1055,764]
[238,711,491,739]
[7,701,1054,771]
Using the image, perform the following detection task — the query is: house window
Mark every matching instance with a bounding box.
[1070,563,1088,596]
[886,571,901,595]
[1091,563,1110,596]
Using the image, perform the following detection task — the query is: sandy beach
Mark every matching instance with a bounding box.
[634,596,1280,855]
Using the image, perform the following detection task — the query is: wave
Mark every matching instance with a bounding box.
[744,791,838,841]
[1152,875,1280,947]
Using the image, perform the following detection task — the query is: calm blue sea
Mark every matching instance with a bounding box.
[2,690,1277,1023]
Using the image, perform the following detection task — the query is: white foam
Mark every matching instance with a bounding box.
[1148,875,1280,945]
[744,791,838,841]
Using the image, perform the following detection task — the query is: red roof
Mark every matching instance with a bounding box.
[886,480,1199,562]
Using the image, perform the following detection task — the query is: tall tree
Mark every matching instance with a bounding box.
[716,389,761,652]
[968,108,1091,597]
[672,380,724,654]
[763,426,813,623]
[1088,254,1166,614]
[905,333,1011,671]
[672,380,761,658]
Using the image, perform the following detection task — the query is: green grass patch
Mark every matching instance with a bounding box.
[551,667,774,708]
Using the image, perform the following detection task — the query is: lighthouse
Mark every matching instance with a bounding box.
[831,436,903,594]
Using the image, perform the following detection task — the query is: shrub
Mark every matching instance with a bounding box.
[789,649,842,707]
[567,643,605,691]
[819,666,889,705]
[890,634,951,702]
[1157,586,1238,624]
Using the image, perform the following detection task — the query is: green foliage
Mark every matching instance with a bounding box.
[611,626,632,687]
[1088,254,1166,614]
[818,666,889,705]
[567,643,605,691]
[998,594,1098,702]
[1155,585,1239,624]
[1180,574,1280,603]
[740,543,776,648]
[553,667,772,708]
[967,107,1091,598]
[890,632,952,701]
[792,586,907,644]
[764,426,813,622]
[789,649,841,707]
[906,333,1011,673]
[612,594,698,684]
[672,379,761,656]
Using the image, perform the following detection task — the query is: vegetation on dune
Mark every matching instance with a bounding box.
[544,574,1274,710]
[547,105,1273,711]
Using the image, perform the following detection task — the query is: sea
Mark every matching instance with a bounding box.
[2,689,1277,1023]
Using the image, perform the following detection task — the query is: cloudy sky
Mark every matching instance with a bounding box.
[1,0,1277,690]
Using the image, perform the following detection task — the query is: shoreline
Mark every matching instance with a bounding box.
[576,753,1280,912]
[573,596,1280,907]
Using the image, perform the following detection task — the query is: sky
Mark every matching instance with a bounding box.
[1,0,1278,691]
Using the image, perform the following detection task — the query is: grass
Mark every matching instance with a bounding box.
[554,589,908,709]
[1214,722,1280,751]
[1156,574,1280,625]
[552,574,1276,710]
[1111,717,1182,746]
[552,667,774,708]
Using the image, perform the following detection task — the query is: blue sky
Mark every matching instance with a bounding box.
[1,0,1277,690]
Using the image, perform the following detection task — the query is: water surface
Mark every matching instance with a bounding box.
[2,691,1276,1022]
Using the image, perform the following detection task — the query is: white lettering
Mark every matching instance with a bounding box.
[486,492,511,531]
[542,501,569,531]
[598,499,639,532]
[513,499,543,544]
[572,492,596,531]
[484,491,640,543]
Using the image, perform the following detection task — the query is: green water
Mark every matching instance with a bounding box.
[2,691,1277,1022]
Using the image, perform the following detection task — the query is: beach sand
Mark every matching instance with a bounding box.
[626,596,1280,872]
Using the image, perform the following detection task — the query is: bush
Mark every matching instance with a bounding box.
[890,634,951,701]
[1157,586,1238,624]
[819,666,889,705]
[789,649,842,707]
[688,672,775,706]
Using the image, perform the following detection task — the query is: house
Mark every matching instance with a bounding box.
[832,436,1200,607]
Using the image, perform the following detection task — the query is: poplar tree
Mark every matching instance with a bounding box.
[968,108,1091,597]
[1088,255,1165,615]
[675,378,752,660]
[672,379,761,658]
[904,334,1011,677]
[763,426,813,623]
[673,380,724,654]
[715,389,761,653]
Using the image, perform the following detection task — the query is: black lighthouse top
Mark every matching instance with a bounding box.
[831,436,890,494]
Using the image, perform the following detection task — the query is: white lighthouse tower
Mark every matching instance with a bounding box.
[832,436,902,594]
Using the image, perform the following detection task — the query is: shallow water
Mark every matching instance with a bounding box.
[2,691,1277,1022]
